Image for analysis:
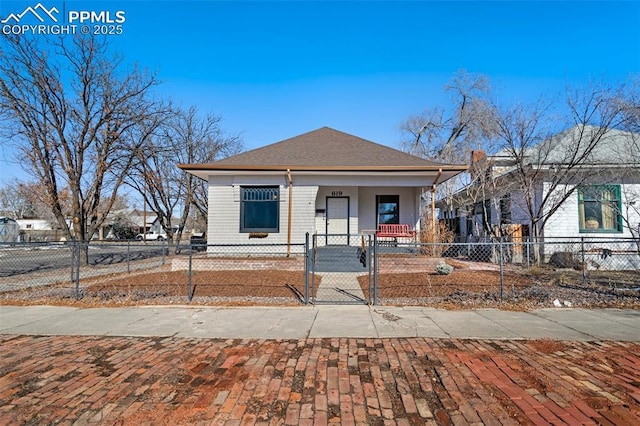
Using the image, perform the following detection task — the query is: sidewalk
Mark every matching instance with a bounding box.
[1,305,638,341]
[2,305,640,425]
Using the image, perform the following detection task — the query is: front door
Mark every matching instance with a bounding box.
[326,196,349,245]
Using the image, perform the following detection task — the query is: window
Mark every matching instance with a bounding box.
[578,185,622,232]
[240,186,279,233]
[500,195,511,224]
[376,195,399,225]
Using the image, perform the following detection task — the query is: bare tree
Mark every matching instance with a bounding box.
[127,106,242,250]
[0,34,161,253]
[491,81,635,256]
[0,180,69,220]
[401,69,495,163]
[400,70,497,235]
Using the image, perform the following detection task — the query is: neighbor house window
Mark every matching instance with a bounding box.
[578,185,622,232]
[376,195,399,225]
[240,186,279,233]
[500,195,511,225]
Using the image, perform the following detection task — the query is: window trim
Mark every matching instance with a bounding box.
[239,186,280,233]
[577,184,622,233]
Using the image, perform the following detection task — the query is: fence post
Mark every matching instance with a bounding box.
[499,241,504,302]
[526,237,530,268]
[581,237,586,284]
[70,240,75,284]
[127,240,131,273]
[367,235,372,305]
[187,243,193,301]
[373,234,378,306]
[162,240,166,265]
[75,242,81,300]
[304,232,309,305]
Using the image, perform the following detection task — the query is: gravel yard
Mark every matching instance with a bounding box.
[1,260,638,310]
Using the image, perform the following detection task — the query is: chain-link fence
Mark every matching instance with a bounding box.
[0,239,310,304]
[1,236,638,306]
[177,240,308,303]
[372,236,640,305]
[0,241,169,300]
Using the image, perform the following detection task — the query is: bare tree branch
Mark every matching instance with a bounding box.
[0,34,161,254]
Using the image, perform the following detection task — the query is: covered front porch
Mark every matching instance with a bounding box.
[312,186,423,241]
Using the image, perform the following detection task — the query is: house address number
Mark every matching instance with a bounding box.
[331,191,343,196]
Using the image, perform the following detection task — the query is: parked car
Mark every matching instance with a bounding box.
[135,231,167,241]
[190,233,207,251]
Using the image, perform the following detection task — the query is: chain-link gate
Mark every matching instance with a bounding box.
[308,234,375,304]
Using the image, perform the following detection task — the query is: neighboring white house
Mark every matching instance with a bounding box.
[439,125,640,242]
[179,127,467,252]
[0,217,20,243]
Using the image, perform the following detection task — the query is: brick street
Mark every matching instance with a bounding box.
[1,335,639,425]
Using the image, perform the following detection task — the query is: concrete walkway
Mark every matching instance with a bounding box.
[313,272,367,304]
[1,305,638,341]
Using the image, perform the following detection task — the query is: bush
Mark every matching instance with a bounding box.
[549,251,577,269]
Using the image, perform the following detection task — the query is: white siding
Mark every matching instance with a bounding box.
[315,186,358,235]
[544,182,640,239]
[208,181,318,247]
[358,187,419,232]
[206,172,431,249]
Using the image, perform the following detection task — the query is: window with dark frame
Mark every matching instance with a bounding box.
[500,194,511,224]
[240,186,279,233]
[578,185,622,232]
[376,195,399,225]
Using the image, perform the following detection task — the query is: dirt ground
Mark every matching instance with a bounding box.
[2,262,639,310]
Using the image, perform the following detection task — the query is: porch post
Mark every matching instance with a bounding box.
[431,184,436,232]
[431,168,443,235]
[286,169,293,257]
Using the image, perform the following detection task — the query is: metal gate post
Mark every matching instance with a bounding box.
[373,234,378,305]
[304,232,309,304]
[367,235,372,305]
[499,241,504,302]
[311,234,317,304]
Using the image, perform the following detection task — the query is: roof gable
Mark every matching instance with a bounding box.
[208,127,446,168]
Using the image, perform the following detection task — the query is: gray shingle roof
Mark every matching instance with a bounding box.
[493,125,639,166]
[180,127,466,171]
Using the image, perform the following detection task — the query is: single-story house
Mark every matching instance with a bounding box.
[102,209,161,240]
[438,125,640,268]
[179,127,467,252]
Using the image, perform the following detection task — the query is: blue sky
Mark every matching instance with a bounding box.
[1,0,639,185]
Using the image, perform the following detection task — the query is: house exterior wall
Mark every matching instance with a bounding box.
[543,182,640,240]
[442,178,640,242]
[358,186,420,232]
[207,175,318,250]
[206,173,428,251]
[17,219,53,231]
[314,186,358,237]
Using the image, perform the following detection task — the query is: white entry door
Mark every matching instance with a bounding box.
[326,197,349,238]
